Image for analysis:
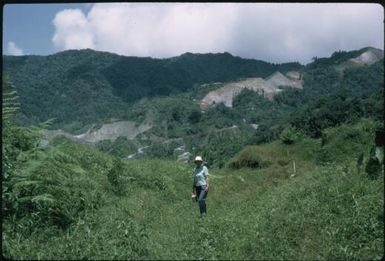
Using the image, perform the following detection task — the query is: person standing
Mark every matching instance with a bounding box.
[192,156,209,217]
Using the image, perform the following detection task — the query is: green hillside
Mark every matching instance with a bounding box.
[3,47,382,169]
[106,50,383,167]
[3,49,302,127]
[2,47,384,260]
[2,116,383,260]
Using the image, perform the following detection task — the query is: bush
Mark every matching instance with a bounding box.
[3,140,112,231]
[316,118,378,163]
[279,127,299,144]
[365,156,382,180]
[228,146,272,169]
[108,159,127,195]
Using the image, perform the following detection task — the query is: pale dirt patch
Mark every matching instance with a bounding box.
[200,71,302,109]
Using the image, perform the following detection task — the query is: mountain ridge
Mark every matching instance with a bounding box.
[3,48,303,127]
[3,46,383,165]
[3,46,382,133]
[199,47,383,109]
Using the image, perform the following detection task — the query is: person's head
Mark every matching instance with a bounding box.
[194,156,203,166]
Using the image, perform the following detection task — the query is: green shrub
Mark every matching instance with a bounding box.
[365,156,382,180]
[3,140,113,231]
[97,137,137,158]
[279,127,299,144]
[108,159,127,195]
[228,145,273,169]
[317,118,378,163]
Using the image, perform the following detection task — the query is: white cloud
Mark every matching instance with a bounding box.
[7,41,24,55]
[52,8,95,50]
[52,3,238,57]
[228,3,384,63]
[51,3,383,64]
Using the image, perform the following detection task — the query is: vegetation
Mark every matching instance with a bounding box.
[276,59,384,138]
[4,47,382,167]
[307,48,362,70]
[96,137,137,158]
[3,50,302,128]
[3,117,383,260]
[2,47,384,260]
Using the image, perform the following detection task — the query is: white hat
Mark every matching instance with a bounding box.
[194,156,203,162]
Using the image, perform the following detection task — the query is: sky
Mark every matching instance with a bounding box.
[3,3,384,64]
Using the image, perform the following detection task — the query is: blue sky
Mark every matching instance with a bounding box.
[3,3,91,55]
[3,3,384,64]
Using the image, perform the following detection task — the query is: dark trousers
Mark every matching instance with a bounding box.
[195,185,208,214]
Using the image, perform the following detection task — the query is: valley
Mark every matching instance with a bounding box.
[19,46,383,166]
[2,46,384,260]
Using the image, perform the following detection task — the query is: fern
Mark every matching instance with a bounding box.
[2,76,20,122]
[31,194,56,204]
[12,180,42,189]
[2,76,57,223]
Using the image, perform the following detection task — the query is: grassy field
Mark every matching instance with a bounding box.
[3,129,383,260]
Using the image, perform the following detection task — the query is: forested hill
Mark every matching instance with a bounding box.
[3,49,302,125]
[3,46,383,133]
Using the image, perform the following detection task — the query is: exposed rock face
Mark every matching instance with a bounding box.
[286,71,301,80]
[173,145,192,163]
[77,121,152,143]
[264,71,302,96]
[43,129,89,144]
[44,120,152,144]
[250,124,259,130]
[200,71,302,108]
[127,145,150,159]
[201,78,266,108]
[350,47,384,65]
[177,152,192,163]
[336,47,384,72]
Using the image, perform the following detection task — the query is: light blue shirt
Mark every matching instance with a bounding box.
[192,166,209,186]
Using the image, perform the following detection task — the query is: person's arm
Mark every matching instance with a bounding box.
[205,176,209,191]
[204,167,209,191]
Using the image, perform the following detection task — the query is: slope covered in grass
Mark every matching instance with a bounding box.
[3,119,383,260]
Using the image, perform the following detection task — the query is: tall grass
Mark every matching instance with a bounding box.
[3,120,383,260]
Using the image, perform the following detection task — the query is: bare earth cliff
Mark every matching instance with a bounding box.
[200,71,302,108]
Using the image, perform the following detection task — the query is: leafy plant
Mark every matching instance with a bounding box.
[108,158,127,195]
[279,127,300,144]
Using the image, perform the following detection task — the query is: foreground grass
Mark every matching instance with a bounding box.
[3,144,383,260]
